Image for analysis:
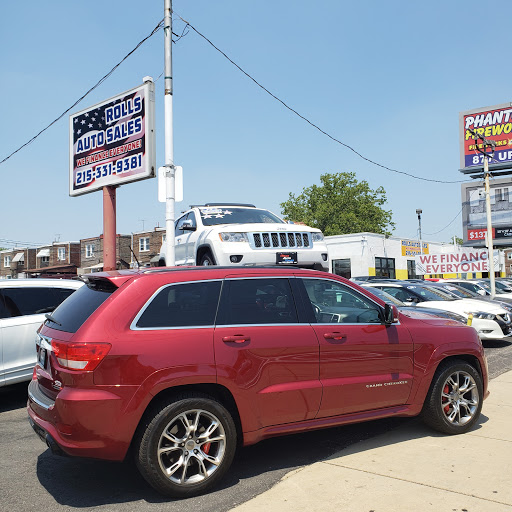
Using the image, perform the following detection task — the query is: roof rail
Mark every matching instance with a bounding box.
[196,203,256,208]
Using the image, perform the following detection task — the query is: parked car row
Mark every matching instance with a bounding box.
[354,277,512,341]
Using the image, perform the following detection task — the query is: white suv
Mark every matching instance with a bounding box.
[159,203,329,271]
[0,278,83,386]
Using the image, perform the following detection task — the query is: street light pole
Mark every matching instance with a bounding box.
[416,208,423,253]
[164,0,175,266]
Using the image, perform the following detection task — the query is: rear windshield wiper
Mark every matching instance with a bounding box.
[45,313,62,326]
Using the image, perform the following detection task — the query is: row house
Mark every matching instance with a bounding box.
[0,248,36,278]
[1,227,166,279]
[79,234,132,274]
[131,227,165,267]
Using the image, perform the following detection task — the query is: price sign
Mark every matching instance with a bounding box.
[467,228,495,241]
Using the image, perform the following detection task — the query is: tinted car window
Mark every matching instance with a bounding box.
[303,278,381,323]
[46,282,113,333]
[218,278,298,325]
[136,281,222,328]
[0,292,9,319]
[0,287,75,317]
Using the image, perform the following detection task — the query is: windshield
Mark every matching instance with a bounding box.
[198,207,285,226]
[362,286,404,306]
[437,284,476,298]
[494,280,512,292]
[405,285,453,301]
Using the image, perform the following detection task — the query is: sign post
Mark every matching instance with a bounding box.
[69,80,156,271]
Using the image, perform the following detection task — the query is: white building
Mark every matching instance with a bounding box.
[325,232,505,279]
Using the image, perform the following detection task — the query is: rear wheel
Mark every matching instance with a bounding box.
[135,394,237,498]
[421,360,482,435]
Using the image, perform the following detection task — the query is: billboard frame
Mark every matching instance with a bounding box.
[69,80,156,197]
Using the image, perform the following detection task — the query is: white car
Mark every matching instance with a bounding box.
[159,203,329,271]
[440,278,512,302]
[363,281,512,341]
[0,278,83,386]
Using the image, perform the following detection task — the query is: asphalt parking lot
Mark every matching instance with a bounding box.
[1,339,511,512]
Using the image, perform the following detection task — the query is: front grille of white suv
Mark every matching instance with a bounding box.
[251,232,311,249]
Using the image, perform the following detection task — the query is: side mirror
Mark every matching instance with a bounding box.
[383,303,398,324]
[477,289,486,296]
[180,220,196,231]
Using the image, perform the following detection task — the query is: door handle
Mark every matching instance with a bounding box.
[323,332,347,341]
[222,335,250,344]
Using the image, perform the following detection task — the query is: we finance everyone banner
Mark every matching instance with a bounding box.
[415,250,498,275]
[69,81,155,196]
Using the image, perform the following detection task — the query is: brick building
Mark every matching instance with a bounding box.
[131,227,165,267]
[79,234,132,274]
[0,248,37,278]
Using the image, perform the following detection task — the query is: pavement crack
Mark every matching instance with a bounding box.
[321,461,511,507]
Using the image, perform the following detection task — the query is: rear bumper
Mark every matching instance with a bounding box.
[27,379,136,461]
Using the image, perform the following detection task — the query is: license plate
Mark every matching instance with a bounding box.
[277,252,297,265]
[38,347,47,368]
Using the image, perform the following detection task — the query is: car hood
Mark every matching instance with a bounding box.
[399,308,468,327]
[206,223,322,233]
[415,299,507,315]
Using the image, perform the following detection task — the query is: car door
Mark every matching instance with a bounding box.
[183,211,199,265]
[297,278,414,418]
[0,292,8,386]
[174,214,188,265]
[0,286,77,386]
[214,276,321,429]
[0,287,45,385]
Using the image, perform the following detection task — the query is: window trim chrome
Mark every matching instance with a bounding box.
[130,278,223,331]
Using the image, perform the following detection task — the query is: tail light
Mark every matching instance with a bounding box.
[51,341,111,371]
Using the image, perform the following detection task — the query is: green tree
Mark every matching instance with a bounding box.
[280,172,395,236]
[450,237,463,246]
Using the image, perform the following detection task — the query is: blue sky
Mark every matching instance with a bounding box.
[1,0,511,248]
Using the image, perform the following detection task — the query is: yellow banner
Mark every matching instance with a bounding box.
[401,240,429,256]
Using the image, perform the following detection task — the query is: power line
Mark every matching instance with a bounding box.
[423,207,463,236]
[174,12,466,185]
[0,19,164,166]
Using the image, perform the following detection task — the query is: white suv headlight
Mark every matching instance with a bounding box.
[219,232,248,243]
[312,233,324,242]
[469,311,496,320]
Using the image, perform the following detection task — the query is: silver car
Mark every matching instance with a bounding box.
[0,279,83,386]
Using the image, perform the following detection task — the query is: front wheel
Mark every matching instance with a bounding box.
[199,252,215,266]
[135,395,237,498]
[421,360,483,435]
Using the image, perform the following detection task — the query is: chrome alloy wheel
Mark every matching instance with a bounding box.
[440,370,479,426]
[157,409,226,485]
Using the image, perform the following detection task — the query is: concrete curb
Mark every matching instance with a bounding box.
[230,370,512,512]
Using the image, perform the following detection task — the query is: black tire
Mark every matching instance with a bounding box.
[199,251,215,266]
[135,393,237,498]
[421,360,483,435]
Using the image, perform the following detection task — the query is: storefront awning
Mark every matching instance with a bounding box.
[12,252,24,263]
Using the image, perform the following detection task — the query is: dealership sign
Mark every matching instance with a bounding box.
[69,81,155,196]
[415,250,498,275]
[401,240,429,256]
[460,102,512,170]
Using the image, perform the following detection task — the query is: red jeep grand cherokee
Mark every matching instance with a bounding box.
[28,267,488,498]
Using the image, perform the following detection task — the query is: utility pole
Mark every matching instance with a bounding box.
[163,0,175,266]
[469,129,496,298]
